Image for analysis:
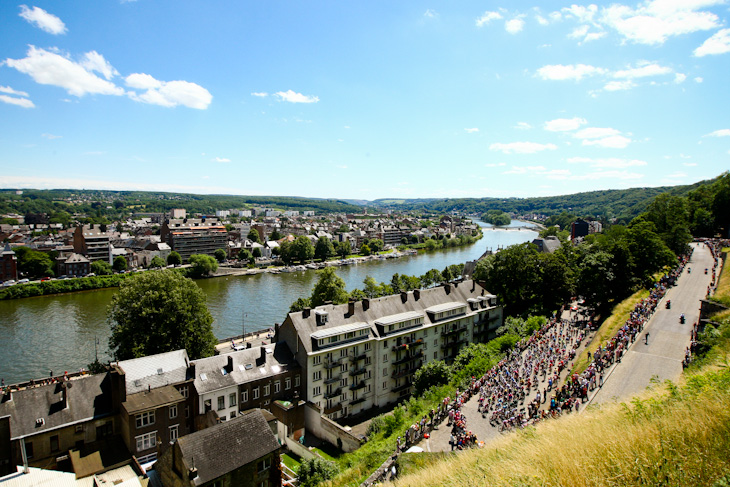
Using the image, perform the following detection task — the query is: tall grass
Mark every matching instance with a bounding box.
[384,366,730,487]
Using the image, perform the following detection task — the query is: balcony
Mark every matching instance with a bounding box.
[324,359,341,370]
[392,382,412,393]
[323,403,342,414]
[441,336,466,348]
[349,367,367,377]
[324,387,342,399]
[391,363,421,379]
[441,326,468,337]
[393,351,424,365]
[350,352,367,363]
[391,339,423,352]
[350,397,366,406]
[349,380,366,391]
[324,375,341,385]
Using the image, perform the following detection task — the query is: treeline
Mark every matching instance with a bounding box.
[0,189,362,223]
[0,274,134,300]
[372,178,714,222]
[481,210,511,226]
[288,264,466,313]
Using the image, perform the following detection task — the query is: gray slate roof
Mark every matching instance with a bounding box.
[118,350,190,394]
[176,409,279,486]
[193,342,298,395]
[0,374,112,440]
[285,279,492,354]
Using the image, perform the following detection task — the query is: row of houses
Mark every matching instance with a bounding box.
[0,279,503,486]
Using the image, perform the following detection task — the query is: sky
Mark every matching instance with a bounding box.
[1,1,729,201]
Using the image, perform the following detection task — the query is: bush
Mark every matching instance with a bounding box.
[297,457,339,487]
[413,360,450,396]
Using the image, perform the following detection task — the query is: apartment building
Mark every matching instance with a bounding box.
[160,219,227,262]
[276,279,503,420]
[73,224,112,264]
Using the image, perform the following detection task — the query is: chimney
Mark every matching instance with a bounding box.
[302,308,311,318]
[61,383,68,409]
[246,342,252,349]
[188,467,198,480]
[444,283,451,295]
[413,289,420,300]
[400,292,407,303]
[362,298,370,311]
[347,301,355,317]
[471,280,476,292]
[260,347,266,360]
[188,362,196,380]
[227,355,234,373]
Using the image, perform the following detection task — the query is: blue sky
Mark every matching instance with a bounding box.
[1,1,729,200]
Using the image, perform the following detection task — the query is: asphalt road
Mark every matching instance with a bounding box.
[590,242,715,405]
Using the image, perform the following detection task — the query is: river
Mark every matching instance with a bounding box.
[0,222,538,384]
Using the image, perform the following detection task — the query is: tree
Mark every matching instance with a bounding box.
[247,228,261,243]
[188,254,218,278]
[315,236,335,261]
[113,256,128,272]
[292,235,315,263]
[310,267,349,308]
[91,260,113,276]
[289,297,312,313]
[269,229,283,241]
[297,458,339,487]
[360,243,371,256]
[369,238,384,252]
[108,270,217,360]
[252,247,262,258]
[413,360,450,395]
[336,241,351,259]
[214,248,227,262]
[14,247,55,279]
[149,256,166,269]
[167,251,182,266]
[238,248,254,264]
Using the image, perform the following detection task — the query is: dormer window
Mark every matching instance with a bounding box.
[315,310,329,326]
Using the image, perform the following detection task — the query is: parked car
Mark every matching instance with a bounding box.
[17,278,29,284]
[40,277,52,281]
[2,280,16,287]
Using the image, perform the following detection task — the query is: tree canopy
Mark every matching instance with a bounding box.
[108,270,217,360]
[167,251,182,266]
[188,254,218,277]
[310,267,348,308]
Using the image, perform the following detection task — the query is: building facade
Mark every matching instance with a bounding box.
[276,280,503,420]
[160,219,228,262]
[73,225,112,264]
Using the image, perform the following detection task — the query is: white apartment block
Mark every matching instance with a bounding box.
[276,279,503,420]
[215,210,231,218]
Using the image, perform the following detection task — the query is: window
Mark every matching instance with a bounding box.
[383,368,387,376]
[135,411,155,429]
[274,381,281,394]
[383,341,388,349]
[434,351,438,360]
[257,457,271,472]
[50,435,59,452]
[285,377,291,390]
[179,385,189,398]
[364,342,371,351]
[169,405,178,419]
[382,382,387,390]
[218,396,225,410]
[230,411,236,418]
[383,354,388,362]
[365,356,371,365]
[185,405,190,418]
[253,387,260,400]
[229,392,237,407]
[313,386,321,397]
[25,442,33,459]
[242,389,249,403]
[264,384,270,396]
[135,431,156,452]
[424,329,428,337]
[340,348,348,358]
[424,342,428,350]
[340,363,347,372]
[313,370,322,381]
[295,375,300,387]
[313,355,322,365]
[340,378,348,387]
[258,480,270,487]
[169,425,179,442]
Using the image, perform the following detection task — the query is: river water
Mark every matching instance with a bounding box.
[0,222,537,384]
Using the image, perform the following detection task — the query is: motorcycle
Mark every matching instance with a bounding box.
[665,300,671,309]
[680,314,685,324]
[705,268,708,275]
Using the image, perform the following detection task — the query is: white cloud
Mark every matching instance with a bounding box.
[274,90,319,103]
[0,85,29,97]
[683,162,698,166]
[569,25,589,38]
[126,74,212,109]
[549,11,562,22]
[604,80,637,91]
[80,51,119,80]
[505,17,525,34]
[704,129,730,137]
[251,92,268,97]
[582,135,632,148]
[562,4,598,23]
[4,46,125,97]
[600,0,723,45]
[19,5,66,35]
[0,94,35,108]
[424,9,437,18]
[694,76,704,83]
[41,133,62,139]
[212,157,231,163]
[464,127,479,133]
[336,164,348,169]
[584,32,607,42]
[613,62,673,79]
[536,64,607,81]
[567,156,647,168]
[476,11,502,27]
[515,122,532,130]
[502,166,570,179]
[574,170,644,181]
[544,117,587,132]
[694,28,730,56]
[536,15,549,26]
[574,127,621,139]
[674,73,687,83]
[0,175,240,195]
[489,142,558,154]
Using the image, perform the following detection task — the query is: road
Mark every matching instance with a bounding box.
[590,242,715,405]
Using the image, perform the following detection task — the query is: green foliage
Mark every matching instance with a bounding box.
[310,267,348,307]
[214,248,227,262]
[91,260,113,275]
[0,273,132,300]
[167,251,182,266]
[113,256,128,272]
[293,235,315,263]
[413,360,450,395]
[315,236,335,261]
[269,229,283,240]
[368,238,384,252]
[289,297,312,313]
[108,270,216,360]
[360,243,371,256]
[252,247,262,258]
[247,228,261,243]
[14,247,55,279]
[188,254,218,278]
[238,248,254,264]
[450,343,500,386]
[297,457,339,487]
[336,240,351,259]
[482,210,511,226]
[149,256,166,269]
